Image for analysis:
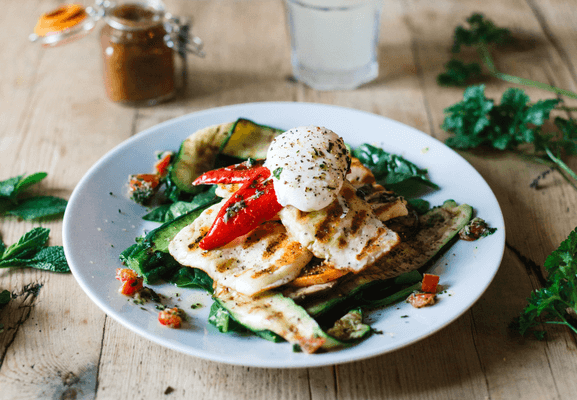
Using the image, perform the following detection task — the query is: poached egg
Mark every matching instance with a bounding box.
[264,126,350,212]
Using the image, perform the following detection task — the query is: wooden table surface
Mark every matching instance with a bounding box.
[2,0,577,399]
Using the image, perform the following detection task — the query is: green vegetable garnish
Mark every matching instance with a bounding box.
[273,167,283,180]
[516,227,577,339]
[438,13,577,100]
[0,172,67,220]
[0,227,69,273]
[442,85,577,190]
[143,186,219,223]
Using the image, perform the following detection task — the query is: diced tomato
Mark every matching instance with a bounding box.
[154,151,173,178]
[116,268,137,282]
[128,173,160,204]
[407,293,436,308]
[115,268,143,296]
[421,273,440,293]
[158,307,184,328]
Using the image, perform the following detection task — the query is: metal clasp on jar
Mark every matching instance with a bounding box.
[163,15,205,59]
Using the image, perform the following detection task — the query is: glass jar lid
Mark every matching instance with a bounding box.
[29,0,205,57]
[30,3,99,47]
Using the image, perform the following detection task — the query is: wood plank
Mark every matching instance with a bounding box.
[0,0,135,398]
[403,0,577,399]
[2,0,577,398]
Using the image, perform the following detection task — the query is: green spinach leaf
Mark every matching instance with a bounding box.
[143,186,219,223]
[352,144,439,193]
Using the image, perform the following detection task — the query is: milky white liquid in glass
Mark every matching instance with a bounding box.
[285,0,383,90]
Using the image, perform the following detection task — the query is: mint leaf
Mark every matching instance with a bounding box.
[0,172,67,220]
[1,227,49,260]
[5,196,67,220]
[0,172,47,200]
[22,246,70,273]
[0,228,70,273]
[14,172,47,194]
[0,175,22,199]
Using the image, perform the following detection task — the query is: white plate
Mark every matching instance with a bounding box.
[63,102,505,368]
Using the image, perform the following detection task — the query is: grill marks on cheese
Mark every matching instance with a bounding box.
[169,201,313,296]
[280,181,400,273]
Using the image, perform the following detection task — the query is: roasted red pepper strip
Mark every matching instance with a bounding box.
[192,160,265,185]
[199,167,283,250]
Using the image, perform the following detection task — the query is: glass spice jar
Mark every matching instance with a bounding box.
[30,0,204,106]
[101,3,175,105]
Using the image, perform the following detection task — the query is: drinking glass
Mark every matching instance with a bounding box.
[284,0,384,90]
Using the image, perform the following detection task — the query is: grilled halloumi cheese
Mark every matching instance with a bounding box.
[279,181,400,273]
[347,157,377,187]
[168,201,313,296]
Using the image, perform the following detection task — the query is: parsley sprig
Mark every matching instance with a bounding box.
[438,13,577,100]
[442,84,577,190]
[516,227,577,339]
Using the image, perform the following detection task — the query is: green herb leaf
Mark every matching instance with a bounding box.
[439,13,577,99]
[25,246,70,273]
[442,85,494,149]
[1,227,50,261]
[14,172,48,194]
[437,59,482,86]
[0,172,48,200]
[0,175,22,200]
[0,172,67,220]
[451,13,511,53]
[0,246,70,273]
[273,167,283,180]
[553,117,577,156]
[5,196,67,220]
[442,85,577,190]
[0,228,70,273]
[516,227,577,338]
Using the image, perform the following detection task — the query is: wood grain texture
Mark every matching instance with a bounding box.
[1,0,577,399]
